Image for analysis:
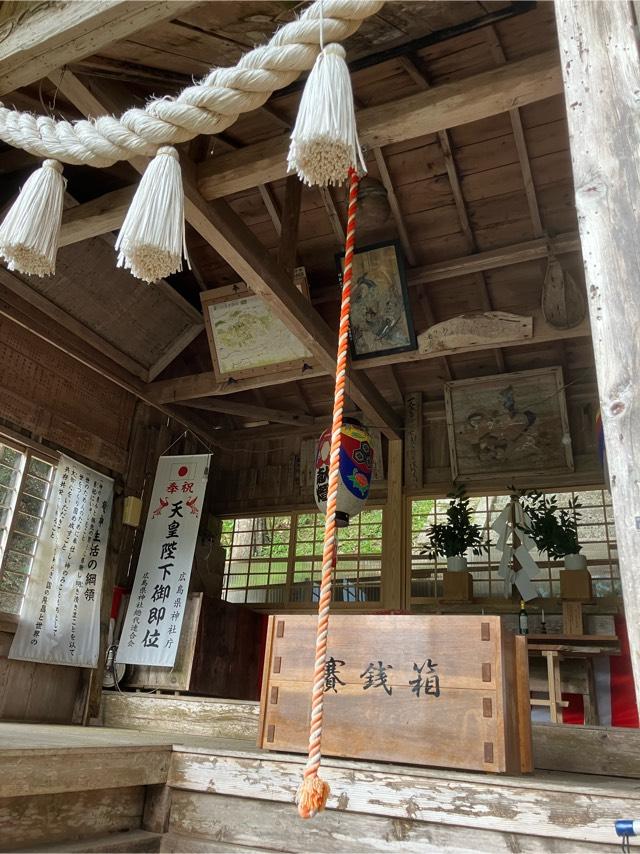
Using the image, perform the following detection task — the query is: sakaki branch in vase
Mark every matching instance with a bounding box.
[422,486,488,572]
[519,490,586,570]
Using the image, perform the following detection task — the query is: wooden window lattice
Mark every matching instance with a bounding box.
[410,489,619,603]
[220,508,384,607]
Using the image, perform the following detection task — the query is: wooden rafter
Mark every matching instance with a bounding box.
[0,1,197,96]
[318,186,345,245]
[484,28,544,237]
[400,55,505,372]
[0,283,220,447]
[372,147,416,267]
[197,50,563,200]
[0,266,147,380]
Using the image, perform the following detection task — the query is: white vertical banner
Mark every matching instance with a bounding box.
[117,453,210,668]
[10,455,114,667]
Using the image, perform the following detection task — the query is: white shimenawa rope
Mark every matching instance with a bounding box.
[0,0,383,167]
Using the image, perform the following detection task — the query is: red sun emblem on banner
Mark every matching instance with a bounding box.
[178,465,189,477]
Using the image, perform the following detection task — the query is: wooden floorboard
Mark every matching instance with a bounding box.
[1,720,638,849]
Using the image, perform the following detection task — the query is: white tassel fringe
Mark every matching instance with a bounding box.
[288,43,365,187]
[115,145,188,283]
[0,159,65,276]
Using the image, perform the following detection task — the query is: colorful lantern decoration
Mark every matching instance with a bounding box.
[314,419,373,527]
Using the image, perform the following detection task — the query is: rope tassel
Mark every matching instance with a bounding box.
[296,168,360,820]
[115,146,188,283]
[0,159,65,276]
[288,43,365,187]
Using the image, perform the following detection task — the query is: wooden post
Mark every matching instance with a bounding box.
[554,0,640,708]
[404,392,423,490]
[382,439,403,610]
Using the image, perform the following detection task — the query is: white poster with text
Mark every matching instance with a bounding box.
[10,455,114,667]
[116,454,210,668]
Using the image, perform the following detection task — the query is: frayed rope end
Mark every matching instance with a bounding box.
[115,145,188,283]
[296,774,330,820]
[288,43,365,188]
[0,159,65,277]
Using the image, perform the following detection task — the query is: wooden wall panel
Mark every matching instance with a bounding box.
[0,316,135,472]
[0,630,80,723]
[0,785,145,849]
[0,319,138,725]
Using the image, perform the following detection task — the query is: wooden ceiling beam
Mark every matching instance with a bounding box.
[277,176,303,284]
[0,1,197,96]
[182,183,401,438]
[149,308,590,403]
[311,232,581,304]
[52,51,563,250]
[148,366,327,405]
[180,397,314,427]
[197,50,562,200]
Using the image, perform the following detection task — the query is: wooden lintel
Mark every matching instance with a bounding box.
[148,308,590,402]
[0,1,198,96]
[180,398,314,427]
[197,50,563,200]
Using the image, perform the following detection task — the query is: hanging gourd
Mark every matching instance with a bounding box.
[313,418,373,527]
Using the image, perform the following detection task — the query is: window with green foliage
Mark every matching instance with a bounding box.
[220,508,383,606]
[0,439,56,616]
[410,489,619,601]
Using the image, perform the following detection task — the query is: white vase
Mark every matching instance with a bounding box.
[564,553,587,570]
[446,555,468,572]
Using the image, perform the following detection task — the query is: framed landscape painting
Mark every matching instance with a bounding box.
[336,240,416,360]
[444,367,574,481]
[201,284,312,382]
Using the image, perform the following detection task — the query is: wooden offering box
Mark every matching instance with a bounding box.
[259,615,532,775]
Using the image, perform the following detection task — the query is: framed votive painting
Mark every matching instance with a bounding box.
[337,240,416,360]
[201,284,312,382]
[444,367,574,481]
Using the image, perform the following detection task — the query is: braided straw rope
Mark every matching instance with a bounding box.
[0,0,383,167]
[297,167,360,820]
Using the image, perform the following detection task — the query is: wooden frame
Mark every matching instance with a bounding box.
[335,240,416,361]
[0,436,58,622]
[201,284,312,383]
[444,367,574,482]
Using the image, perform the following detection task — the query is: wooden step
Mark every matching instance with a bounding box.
[19,829,163,853]
[168,743,640,849]
[162,794,621,853]
[101,691,259,741]
[0,723,172,798]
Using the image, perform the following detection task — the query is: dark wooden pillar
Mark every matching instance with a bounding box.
[554,0,640,704]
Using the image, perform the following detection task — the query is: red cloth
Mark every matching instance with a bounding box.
[561,615,638,727]
[611,615,639,727]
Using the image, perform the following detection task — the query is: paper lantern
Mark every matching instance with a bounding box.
[314,419,374,527]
